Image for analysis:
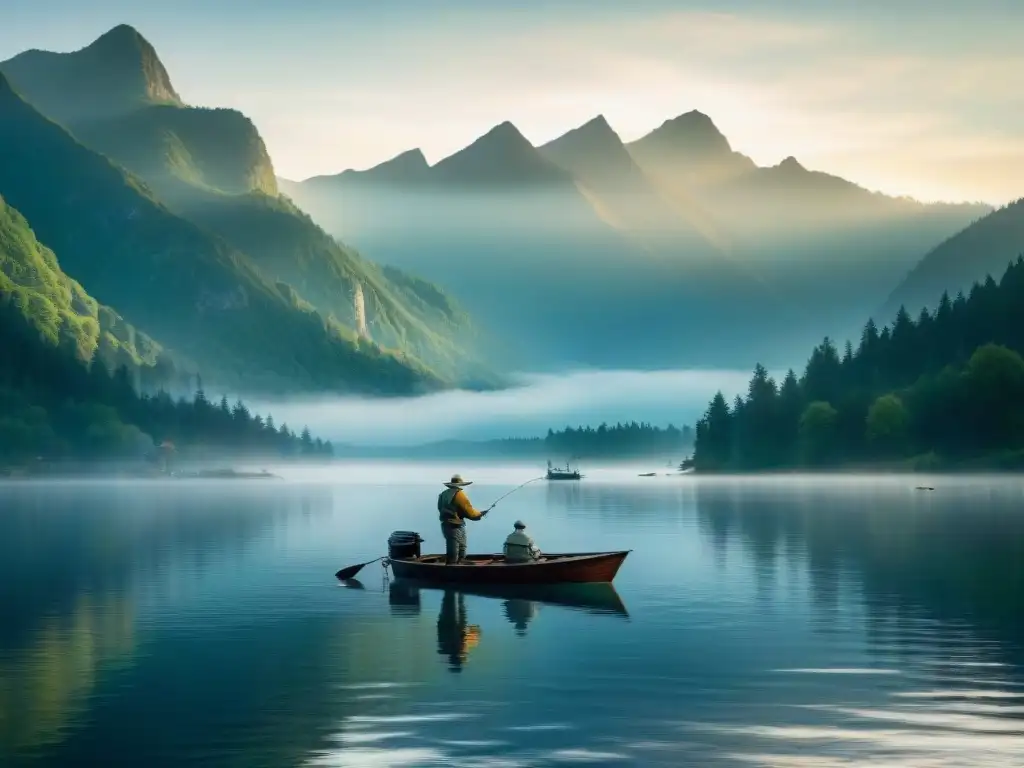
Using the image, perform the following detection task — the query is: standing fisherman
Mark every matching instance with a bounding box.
[438,474,490,565]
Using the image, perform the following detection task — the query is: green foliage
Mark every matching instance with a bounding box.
[798,401,839,466]
[0,75,443,396]
[865,394,910,456]
[694,255,1024,470]
[961,343,1024,452]
[467,422,694,461]
[42,85,493,387]
[693,393,732,471]
[0,193,165,371]
[171,190,485,384]
[380,265,466,325]
[75,104,278,199]
[0,295,332,467]
[534,422,692,459]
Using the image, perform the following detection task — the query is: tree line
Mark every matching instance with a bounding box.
[492,422,694,460]
[0,296,332,467]
[694,256,1024,471]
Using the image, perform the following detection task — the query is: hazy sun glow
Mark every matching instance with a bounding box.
[1,0,1021,204]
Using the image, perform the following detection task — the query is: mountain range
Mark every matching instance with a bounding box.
[3,23,1020,397]
[0,26,494,396]
[287,106,991,370]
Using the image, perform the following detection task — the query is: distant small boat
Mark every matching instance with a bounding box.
[546,459,582,481]
[638,472,657,477]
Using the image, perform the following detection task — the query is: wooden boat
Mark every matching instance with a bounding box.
[387,550,630,585]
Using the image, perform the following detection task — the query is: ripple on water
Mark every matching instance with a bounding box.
[4,475,1024,767]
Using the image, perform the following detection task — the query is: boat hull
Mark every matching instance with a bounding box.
[388,551,629,585]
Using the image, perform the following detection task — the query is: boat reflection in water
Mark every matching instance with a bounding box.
[387,580,629,672]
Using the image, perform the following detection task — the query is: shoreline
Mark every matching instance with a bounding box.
[691,459,1024,475]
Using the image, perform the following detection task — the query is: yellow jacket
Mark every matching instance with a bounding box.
[438,487,483,526]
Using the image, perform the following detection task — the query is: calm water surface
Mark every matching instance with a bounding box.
[1,465,1023,767]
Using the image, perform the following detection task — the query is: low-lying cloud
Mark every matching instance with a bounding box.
[250,368,755,447]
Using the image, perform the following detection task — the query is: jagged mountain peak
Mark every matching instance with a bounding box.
[91,23,146,48]
[430,120,568,186]
[474,120,533,150]
[538,114,646,188]
[389,147,427,165]
[369,147,429,173]
[542,114,624,154]
[577,113,616,134]
[777,156,804,171]
[635,109,733,155]
[0,23,181,124]
[331,147,431,185]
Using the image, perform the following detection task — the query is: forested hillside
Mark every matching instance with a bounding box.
[0,71,442,396]
[0,292,330,468]
[694,257,1024,470]
[0,194,169,374]
[0,25,493,387]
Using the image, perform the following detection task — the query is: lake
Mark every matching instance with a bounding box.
[2,465,1023,767]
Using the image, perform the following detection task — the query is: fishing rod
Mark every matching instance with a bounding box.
[483,476,545,514]
[334,476,546,580]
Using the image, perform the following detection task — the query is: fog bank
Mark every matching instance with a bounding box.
[250,368,757,447]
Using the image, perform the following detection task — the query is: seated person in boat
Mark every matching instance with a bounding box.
[504,520,541,563]
[438,474,489,565]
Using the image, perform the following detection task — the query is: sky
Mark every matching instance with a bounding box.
[2,0,1023,204]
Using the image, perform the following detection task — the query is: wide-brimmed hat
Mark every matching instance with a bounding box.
[444,474,473,488]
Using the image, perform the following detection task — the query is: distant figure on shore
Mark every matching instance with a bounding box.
[504,520,541,563]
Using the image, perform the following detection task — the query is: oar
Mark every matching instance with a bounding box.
[335,556,385,581]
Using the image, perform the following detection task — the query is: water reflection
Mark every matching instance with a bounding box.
[0,482,335,763]
[504,598,539,636]
[387,581,631,669]
[688,478,1024,766]
[4,474,1024,768]
[693,479,1024,666]
[436,590,482,672]
[387,580,420,616]
[412,582,630,619]
[545,478,685,522]
[0,592,135,756]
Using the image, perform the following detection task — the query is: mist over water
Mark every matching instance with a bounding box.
[249,368,757,446]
